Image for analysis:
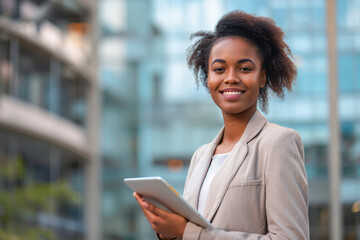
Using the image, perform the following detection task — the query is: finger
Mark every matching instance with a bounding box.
[143,201,171,217]
[133,192,170,217]
[134,192,186,237]
[133,192,144,202]
[133,192,151,212]
[133,192,151,211]
[133,192,162,221]
[133,192,155,214]
[133,192,143,204]
[133,195,169,232]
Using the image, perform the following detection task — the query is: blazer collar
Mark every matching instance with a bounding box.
[211,109,267,146]
[240,109,268,144]
[185,110,267,221]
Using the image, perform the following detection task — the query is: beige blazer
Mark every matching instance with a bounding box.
[182,110,309,240]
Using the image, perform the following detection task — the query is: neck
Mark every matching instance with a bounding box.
[221,107,257,144]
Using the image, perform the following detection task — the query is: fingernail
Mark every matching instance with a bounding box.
[144,202,149,209]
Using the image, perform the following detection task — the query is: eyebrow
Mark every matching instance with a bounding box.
[211,58,255,66]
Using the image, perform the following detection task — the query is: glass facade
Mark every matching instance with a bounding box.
[0,36,88,127]
[337,0,360,238]
[0,0,96,239]
[0,0,90,127]
[0,128,85,239]
[99,0,360,240]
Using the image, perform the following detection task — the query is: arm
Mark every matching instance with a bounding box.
[133,146,206,240]
[134,192,187,240]
[182,131,309,240]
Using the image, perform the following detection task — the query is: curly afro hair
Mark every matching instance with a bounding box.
[187,10,297,112]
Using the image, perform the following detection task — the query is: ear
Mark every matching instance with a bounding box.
[260,69,266,88]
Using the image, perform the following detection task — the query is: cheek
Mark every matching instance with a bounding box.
[245,73,262,88]
[207,75,217,90]
[207,79,220,100]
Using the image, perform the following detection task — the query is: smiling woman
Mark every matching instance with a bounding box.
[207,37,266,122]
[134,10,309,240]
[188,11,297,113]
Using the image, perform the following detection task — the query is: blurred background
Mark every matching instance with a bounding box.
[0,0,359,239]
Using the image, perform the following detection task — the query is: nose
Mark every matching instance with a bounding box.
[224,69,240,84]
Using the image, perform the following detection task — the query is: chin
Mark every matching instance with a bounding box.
[222,108,246,115]
[221,105,256,116]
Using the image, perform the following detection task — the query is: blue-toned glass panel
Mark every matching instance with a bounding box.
[0,37,10,95]
[59,66,87,126]
[17,44,51,108]
[339,54,356,93]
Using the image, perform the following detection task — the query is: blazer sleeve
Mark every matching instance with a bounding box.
[155,144,208,240]
[182,130,309,240]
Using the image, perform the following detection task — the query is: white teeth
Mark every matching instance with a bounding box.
[223,91,242,95]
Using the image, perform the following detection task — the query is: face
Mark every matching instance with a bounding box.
[207,37,266,117]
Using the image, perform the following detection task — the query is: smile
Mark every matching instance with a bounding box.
[223,91,243,95]
[220,89,245,100]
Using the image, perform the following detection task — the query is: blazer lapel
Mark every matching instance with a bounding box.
[184,127,224,209]
[202,110,268,222]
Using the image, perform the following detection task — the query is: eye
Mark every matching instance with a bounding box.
[213,67,225,73]
[239,67,252,72]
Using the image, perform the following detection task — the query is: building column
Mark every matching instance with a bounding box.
[327,0,342,239]
[85,0,102,240]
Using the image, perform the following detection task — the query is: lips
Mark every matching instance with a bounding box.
[220,88,245,93]
[219,88,245,100]
[223,91,243,95]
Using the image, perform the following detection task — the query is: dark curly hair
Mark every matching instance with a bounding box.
[187,10,297,112]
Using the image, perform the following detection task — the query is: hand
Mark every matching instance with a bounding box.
[133,192,187,239]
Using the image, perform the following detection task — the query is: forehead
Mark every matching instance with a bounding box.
[209,37,261,63]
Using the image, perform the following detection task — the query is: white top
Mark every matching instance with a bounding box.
[197,152,230,216]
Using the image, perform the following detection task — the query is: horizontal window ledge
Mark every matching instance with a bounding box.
[0,96,90,159]
[0,17,94,83]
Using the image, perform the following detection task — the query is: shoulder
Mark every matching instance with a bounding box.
[257,122,305,172]
[194,143,209,155]
[260,122,305,178]
[260,121,302,147]
[191,143,210,163]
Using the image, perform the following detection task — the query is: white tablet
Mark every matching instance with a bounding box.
[124,176,212,229]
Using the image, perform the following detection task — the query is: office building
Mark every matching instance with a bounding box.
[0,1,100,239]
[99,0,360,239]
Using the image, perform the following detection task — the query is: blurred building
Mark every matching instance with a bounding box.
[0,1,100,240]
[1,0,359,240]
[99,0,360,240]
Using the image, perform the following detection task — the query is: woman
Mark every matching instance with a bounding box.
[134,10,309,240]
